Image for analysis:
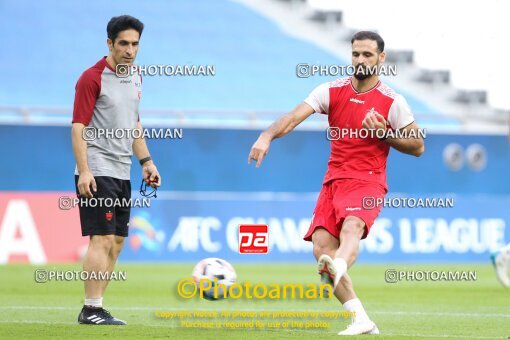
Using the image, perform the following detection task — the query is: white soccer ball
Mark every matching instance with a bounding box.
[192,258,237,300]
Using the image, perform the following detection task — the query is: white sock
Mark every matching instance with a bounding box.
[333,258,348,285]
[84,297,103,308]
[343,298,370,323]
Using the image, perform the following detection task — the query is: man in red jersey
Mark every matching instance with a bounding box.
[248,31,424,335]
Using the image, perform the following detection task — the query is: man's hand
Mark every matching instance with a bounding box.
[248,133,272,168]
[362,110,387,136]
[77,171,97,198]
[142,162,161,188]
[247,102,315,168]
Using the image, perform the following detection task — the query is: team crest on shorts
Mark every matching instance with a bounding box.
[106,211,113,221]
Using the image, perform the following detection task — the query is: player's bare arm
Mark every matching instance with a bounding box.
[132,121,161,187]
[71,122,97,198]
[362,111,424,157]
[384,122,424,156]
[248,102,315,167]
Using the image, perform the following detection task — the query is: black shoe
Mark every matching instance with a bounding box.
[78,306,127,325]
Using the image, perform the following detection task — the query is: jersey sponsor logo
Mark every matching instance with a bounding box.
[106,211,113,221]
[349,98,365,104]
[345,207,362,211]
[238,224,269,254]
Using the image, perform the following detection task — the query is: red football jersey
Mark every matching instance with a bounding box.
[304,77,415,190]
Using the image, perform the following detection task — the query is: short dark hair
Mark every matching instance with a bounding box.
[351,31,384,53]
[107,15,144,43]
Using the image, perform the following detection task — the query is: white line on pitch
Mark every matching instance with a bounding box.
[0,320,506,339]
[383,333,506,339]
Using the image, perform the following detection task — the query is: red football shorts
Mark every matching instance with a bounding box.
[303,178,386,241]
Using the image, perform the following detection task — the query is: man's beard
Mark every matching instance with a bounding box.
[353,64,377,80]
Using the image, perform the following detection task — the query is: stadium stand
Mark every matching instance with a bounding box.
[252,0,510,125]
[0,0,464,129]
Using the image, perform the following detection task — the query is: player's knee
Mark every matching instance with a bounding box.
[340,217,365,239]
[114,236,125,247]
[311,229,338,260]
[312,241,336,260]
[112,236,125,253]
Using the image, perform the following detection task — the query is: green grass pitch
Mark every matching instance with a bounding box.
[0,263,509,339]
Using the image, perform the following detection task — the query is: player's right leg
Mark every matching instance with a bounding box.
[101,236,125,296]
[306,180,383,335]
[79,235,126,325]
[84,235,114,300]
[101,179,130,296]
[75,175,127,325]
[312,227,379,335]
[312,228,355,299]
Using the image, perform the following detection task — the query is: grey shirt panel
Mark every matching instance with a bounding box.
[74,58,142,180]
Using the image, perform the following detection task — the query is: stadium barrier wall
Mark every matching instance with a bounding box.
[0,125,509,263]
